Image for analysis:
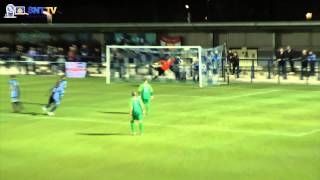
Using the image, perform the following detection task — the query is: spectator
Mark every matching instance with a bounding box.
[0,46,10,61]
[80,44,90,62]
[36,46,45,61]
[232,52,240,77]
[56,47,66,73]
[48,45,59,74]
[192,60,199,82]
[300,49,308,79]
[170,56,183,80]
[111,50,125,78]
[15,45,24,61]
[276,48,287,79]
[14,45,25,72]
[285,46,296,74]
[212,50,221,75]
[26,47,37,74]
[93,47,102,73]
[1,46,12,69]
[67,46,77,61]
[27,47,38,59]
[307,51,317,76]
[93,47,101,62]
[227,50,234,73]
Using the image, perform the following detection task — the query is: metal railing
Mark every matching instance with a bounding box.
[0,55,319,85]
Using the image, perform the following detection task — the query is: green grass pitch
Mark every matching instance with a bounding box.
[0,75,320,180]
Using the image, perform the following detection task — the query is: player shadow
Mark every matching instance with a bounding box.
[77,132,128,136]
[18,112,45,116]
[22,102,46,106]
[100,111,128,115]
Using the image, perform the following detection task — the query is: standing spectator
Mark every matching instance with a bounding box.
[36,45,45,61]
[47,45,57,73]
[300,49,309,79]
[15,44,24,61]
[112,50,125,78]
[67,46,77,61]
[308,51,317,76]
[1,46,11,69]
[232,52,240,77]
[276,48,287,79]
[79,44,90,62]
[0,46,10,61]
[285,46,296,74]
[93,47,102,73]
[93,47,101,62]
[227,50,234,73]
[14,45,25,71]
[170,56,183,80]
[212,50,222,75]
[192,60,199,82]
[26,47,37,74]
[56,47,66,73]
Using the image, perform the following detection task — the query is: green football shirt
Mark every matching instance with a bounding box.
[138,83,153,100]
[130,97,143,115]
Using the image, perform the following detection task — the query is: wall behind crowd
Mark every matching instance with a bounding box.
[218,32,320,58]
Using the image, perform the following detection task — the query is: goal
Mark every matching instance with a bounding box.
[105,45,225,87]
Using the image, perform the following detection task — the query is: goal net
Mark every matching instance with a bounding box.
[201,45,225,86]
[106,45,225,87]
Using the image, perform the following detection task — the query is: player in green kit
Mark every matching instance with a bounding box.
[138,78,154,114]
[129,91,145,136]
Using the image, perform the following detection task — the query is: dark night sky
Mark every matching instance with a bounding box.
[0,0,319,23]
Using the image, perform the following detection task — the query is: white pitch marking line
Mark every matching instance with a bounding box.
[157,89,280,99]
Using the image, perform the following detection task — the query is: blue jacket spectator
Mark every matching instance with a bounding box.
[308,51,317,76]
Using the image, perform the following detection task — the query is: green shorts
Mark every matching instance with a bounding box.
[142,98,150,104]
[132,113,143,121]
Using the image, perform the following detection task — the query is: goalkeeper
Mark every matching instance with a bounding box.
[152,56,176,79]
[129,91,145,136]
[138,78,154,114]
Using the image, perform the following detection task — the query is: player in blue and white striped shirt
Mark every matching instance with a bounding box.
[8,75,22,112]
[42,76,67,116]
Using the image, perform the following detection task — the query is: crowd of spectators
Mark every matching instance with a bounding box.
[276,46,317,78]
[0,44,103,63]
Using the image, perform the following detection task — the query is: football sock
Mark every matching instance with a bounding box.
[139,123,144,134]
[130,122,136,134]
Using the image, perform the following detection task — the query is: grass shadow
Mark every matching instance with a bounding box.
[100,111,128,115]
[17,112,45,116]
[77,132,128,136]
[22,102,46,106]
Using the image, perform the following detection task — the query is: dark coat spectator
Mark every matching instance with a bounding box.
[300,49,308,78]
[285,46,296,73]
[276,48,287,78]
[308,51,317,76]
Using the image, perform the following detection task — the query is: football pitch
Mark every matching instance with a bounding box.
[0,76,320,180]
